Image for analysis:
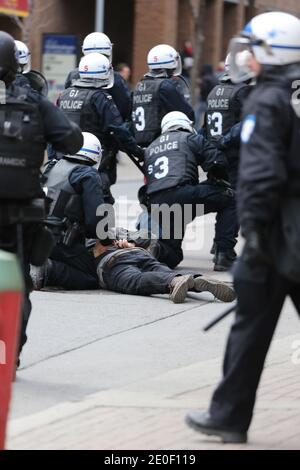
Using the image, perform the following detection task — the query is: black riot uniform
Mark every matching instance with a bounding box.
[205,73,251,270]
[188,64,300,439]
[143,129,235,268]
[132,73,195,147]
[38,156,106,290]
[206,74,250,183]
[58,79,143,200]
[0,31,83,362]
[65,68,131,121]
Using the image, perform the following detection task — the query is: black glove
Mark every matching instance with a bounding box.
[242,222,270,267]
[207,164,229,182]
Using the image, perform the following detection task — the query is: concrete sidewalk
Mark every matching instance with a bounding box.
[5,165,300,450]
[7,331,300,450]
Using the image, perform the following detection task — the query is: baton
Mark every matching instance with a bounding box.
[203,302,237,332]
[126,152,146,175]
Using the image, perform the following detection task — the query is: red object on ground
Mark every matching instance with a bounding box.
[0,251,23,451]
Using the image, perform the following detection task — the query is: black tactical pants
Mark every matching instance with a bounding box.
[212,163,239,251]
[47,243,98,290]
[209,257,300,432]
[102,249,190,296]
[149,181,236,268]
[0,224,34,358]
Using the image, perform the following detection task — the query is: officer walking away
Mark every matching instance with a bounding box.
[59,53,143,203]
[143,111,235,269]
[0,31,83,364]
[132,44,195,148]
[205,54,252,271]
[186,12,300,443]
[31,133,105,291]
[14,40,48,96]
[65,32,131,121]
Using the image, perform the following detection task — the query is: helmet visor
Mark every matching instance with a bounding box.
[19,53,31,73]
[102,66,114,89]
[228,37,257,83]
[173,54,182,76]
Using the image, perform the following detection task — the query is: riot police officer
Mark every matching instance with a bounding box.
[59,53,143,202]
[31,133,105,291]
[0,31,83,363]
[186,11,300,443]
[65,32,131,121]
[205,54,251,271]
[14,40,48,96]
[132,44,195,148]
[143,111,235,269]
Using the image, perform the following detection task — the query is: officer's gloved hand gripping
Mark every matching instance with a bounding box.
[241,220,270,267]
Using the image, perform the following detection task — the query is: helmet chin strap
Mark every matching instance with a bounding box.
[145,69,171,79]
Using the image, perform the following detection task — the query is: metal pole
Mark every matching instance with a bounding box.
[95,0,105,32]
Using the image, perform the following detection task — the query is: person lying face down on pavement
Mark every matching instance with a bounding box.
[93,236,236,304]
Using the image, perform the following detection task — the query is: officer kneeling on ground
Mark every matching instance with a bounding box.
[31,132,105,291]
[0,31,83,364]
[142,111,235,270]
[186,11,300,444]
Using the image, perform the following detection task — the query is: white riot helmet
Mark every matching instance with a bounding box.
[70,132,102,165]
[229,11,300,83]
[79,53,114,88]
[224,54,231,73]
[161,111,194,134]
[14,40,31,73]
[147,44,182,76]
[82,32,113,63]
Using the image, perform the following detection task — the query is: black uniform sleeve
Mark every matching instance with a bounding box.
[159,80,195,121]
[94,93,143,160]
[64,68,79,89]
[219,122,242,150]
[187,133,228,173]
[110,72,132,120]
[38,96,83,155]
[238,86,289,227]
[69,166,106,239]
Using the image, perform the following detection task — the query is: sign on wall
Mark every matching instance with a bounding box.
[42,34,77,103]
[0,0,29,17]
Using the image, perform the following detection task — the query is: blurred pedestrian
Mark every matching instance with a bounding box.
[180,40,194,82]
[116,62,131,89]
[195,64,219,128]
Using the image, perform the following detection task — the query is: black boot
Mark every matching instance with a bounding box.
[185,411,247,444]
[214,250,236,272]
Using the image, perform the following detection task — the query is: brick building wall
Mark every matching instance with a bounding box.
[26,0,95,70]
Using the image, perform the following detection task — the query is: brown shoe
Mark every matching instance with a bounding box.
[194,277,236,303]
[169,275,194,304]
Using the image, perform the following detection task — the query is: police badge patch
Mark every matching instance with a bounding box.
[241,115,256,143]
